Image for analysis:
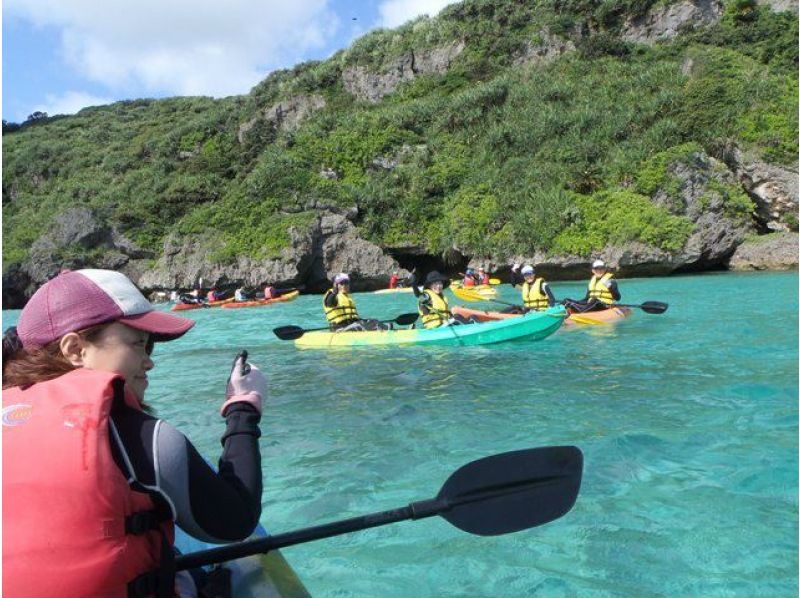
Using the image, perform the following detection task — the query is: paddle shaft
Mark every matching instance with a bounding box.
[176,502,433,571]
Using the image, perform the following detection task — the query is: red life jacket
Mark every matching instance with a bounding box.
[3,369,174,597]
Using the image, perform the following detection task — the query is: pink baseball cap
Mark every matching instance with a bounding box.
[17,269,195,348]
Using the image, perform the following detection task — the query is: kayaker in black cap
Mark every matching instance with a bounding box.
[414,271,475,328]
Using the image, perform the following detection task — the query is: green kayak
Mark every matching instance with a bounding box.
[295,306,567,348]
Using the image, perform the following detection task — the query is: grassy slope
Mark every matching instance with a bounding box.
[3,0,797,268]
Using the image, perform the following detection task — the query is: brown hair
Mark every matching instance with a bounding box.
[3,325,108,390]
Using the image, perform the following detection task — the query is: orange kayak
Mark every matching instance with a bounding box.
[221,290,300,309]
[171,297,235,311]
[451,305,632,326]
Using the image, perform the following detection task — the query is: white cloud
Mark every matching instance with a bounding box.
[378,0,456,28]
[32,91,114,117]
[5,0,341,98]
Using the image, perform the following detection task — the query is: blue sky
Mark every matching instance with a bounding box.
[3,0,455,123]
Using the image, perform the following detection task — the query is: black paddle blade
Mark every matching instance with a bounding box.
[436,446,582,536]
[394,313,419,326]
[273,325,305,340]
[640,301,668,314]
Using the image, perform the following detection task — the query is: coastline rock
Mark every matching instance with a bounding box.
[728,232,799,270]
[621,0,722,44]
[721,143,798,232]
[662,152,753,268]
[137,211,407,293]
[2,207,153,307]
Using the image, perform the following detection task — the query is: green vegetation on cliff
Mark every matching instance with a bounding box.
[3,1,797,268]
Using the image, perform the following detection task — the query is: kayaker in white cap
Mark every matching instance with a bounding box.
[562,259,621,313]
[323,272,386,331]
[2,269,267,596]
[509,264,556,313]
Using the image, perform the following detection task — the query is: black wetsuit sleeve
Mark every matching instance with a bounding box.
[411,271,423,298]
[110,395,262,543]
[323,291,338,308]
[608,280,621,301]
[543,282,556,306]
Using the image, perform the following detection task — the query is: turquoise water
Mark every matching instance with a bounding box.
[3,271,798,596]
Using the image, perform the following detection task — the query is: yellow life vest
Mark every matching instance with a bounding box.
[323,289,360,327]
[588,272,615,304]
[420,290,451,329]
[522,278,549,310]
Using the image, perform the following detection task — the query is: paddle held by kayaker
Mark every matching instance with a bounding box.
[509,264,556,313]
[562,259,621,313]
[2,269,266,596]
[323,272,387,331]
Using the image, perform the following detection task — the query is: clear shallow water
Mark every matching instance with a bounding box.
[3,271,798,596]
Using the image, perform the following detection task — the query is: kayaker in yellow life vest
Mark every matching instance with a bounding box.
[323,273,386,332]
[563,260,621,313]
[507,264,556,313]
[414,271,476,328]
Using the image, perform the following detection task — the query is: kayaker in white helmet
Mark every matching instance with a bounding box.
[562,259,621,313]
[509,264,556,313]
[2,269,266,596]
[323,273,387,331]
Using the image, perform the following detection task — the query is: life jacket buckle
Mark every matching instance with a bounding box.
[125,510,160,535]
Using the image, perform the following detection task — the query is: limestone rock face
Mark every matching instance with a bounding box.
[621,0,723,44]
[343,41,465,103]
[722,143,798,232]
[756,0,797,12]
[728,232,799,270]
[513,30,576,67]
[664,153,753,268]
[137,211,407,293]
[238,94,326,143]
